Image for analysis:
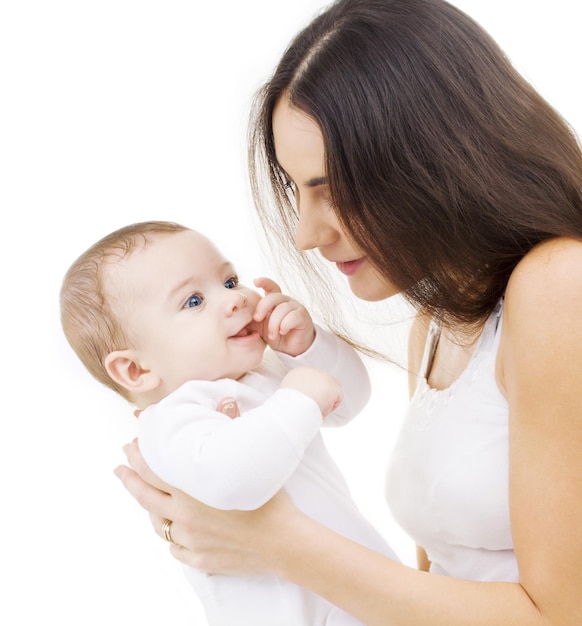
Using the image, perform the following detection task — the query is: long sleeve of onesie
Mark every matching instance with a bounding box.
[138,327,370,510]
[276,325,371,426]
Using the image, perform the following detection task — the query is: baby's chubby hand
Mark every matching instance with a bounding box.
[280,367,343,418]
[252,277,315,357]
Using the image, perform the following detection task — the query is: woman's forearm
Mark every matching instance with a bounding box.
[116,441,556,625]
[274,512,543,626]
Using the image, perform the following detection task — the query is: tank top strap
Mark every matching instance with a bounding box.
[419,320,441,380]
[489,298,505,348]
[418,298,503,381]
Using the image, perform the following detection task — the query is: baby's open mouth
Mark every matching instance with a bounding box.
[231,322,256,338]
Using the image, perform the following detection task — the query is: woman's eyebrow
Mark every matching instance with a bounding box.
[305,176,327,188]
[278,166,327,188]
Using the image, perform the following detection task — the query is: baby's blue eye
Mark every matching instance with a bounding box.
[185,294,203,308]
[224,276,239,289]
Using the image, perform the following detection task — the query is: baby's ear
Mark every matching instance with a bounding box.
[104,350,160,394]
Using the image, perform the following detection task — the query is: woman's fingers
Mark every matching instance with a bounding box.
[115,462,190,549]
[169,542,197,566]
[114,441,212,561]
[123,439,171,491]
[114,463,172,518]
[116,451,301,576]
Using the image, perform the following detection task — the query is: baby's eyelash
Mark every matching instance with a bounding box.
[184,293,203,308]
[224,275,239,289]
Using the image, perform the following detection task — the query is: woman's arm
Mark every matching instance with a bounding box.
[498,238,582,623]
[116,443,540,625]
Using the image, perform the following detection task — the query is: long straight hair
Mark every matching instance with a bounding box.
[249,0,582,332]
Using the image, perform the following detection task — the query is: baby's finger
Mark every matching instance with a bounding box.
[217,397,241,419]
[253,292,290,322]
[265,301,300,338]
[254,276,282,295]
[278,308,307,336]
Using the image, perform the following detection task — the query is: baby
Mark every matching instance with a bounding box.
[60,220,397,626]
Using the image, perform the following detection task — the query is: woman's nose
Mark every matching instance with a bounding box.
[294,201,338,252]
[224,290,248,316]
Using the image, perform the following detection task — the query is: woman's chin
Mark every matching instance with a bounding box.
[347,274,398,302]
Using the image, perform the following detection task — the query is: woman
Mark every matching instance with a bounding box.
[116,0,582,623]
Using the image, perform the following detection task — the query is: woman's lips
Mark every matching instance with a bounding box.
[335,258,366,276]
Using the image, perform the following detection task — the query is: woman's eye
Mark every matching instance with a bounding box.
[224,276,239,289]
[184,293,203,308]
[322,191,335,209]
[281,179,299,213]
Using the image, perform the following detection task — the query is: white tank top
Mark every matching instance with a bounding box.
[385,301,518,582]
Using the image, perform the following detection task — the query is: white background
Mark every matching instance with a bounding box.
[1,1,580,624]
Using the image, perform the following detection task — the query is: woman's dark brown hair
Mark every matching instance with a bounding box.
[249,0,582,330]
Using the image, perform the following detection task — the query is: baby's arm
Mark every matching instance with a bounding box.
[276,327,371,427]
[280,366,343,418]
[254,277,371,424]
[138,379,330,511]
[303,329,370,425]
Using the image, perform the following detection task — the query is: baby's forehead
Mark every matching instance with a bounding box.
[169,229,234,269]
[102,229,233,289]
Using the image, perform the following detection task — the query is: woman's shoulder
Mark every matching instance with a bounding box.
[501,237,582,369]
[507,237,582,304]
[512,235,582,267]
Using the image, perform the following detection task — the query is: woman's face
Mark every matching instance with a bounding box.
[272,96,399,302]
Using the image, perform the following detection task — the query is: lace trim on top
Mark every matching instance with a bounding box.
[410,302,503,428]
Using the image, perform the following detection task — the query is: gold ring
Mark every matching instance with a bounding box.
[161,518,177,545]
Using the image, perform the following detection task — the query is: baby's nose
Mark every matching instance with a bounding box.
[225,290,248,315]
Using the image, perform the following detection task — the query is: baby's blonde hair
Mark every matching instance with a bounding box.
[60,221,188,399]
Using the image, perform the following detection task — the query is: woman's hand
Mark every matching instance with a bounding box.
[114,438,297,576]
